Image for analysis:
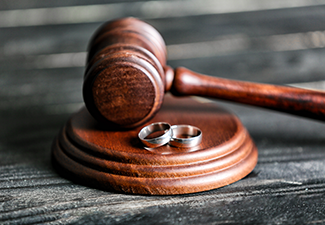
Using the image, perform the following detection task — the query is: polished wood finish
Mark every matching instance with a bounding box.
[172,67,325,121]
[83,17,325,129]
[87,17,167,65]
[83,18,167,129]
[5,3,325,223]
[83,46,165,128]
[52,96,258,195]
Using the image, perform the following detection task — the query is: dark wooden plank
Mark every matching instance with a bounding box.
[2,7,325,85]
[0,0,135,10]
[1,95,325,224]
[2,1,325,224]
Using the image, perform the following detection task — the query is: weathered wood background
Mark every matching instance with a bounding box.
[1,0,325,224]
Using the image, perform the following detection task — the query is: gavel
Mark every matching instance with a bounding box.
[83,17,325,129]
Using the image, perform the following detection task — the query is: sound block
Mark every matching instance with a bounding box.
[52,95,258,195]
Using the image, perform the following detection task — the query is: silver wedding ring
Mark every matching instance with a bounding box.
[138,122,172,148]
[138,123,202,149]
[169,125,202,148]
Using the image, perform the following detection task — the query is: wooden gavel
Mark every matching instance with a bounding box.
[83,17,325,129]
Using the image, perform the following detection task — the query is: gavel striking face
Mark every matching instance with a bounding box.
[84,17,325,129]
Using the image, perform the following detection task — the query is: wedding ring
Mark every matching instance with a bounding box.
[138,122,172,148]
[169,125,202,148]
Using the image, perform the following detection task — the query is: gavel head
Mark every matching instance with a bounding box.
[83,18,172,129]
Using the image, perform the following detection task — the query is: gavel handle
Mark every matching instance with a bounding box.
[172,67,325,121]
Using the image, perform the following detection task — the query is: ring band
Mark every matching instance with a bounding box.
[138,122,172,148]
[169,125,202,148]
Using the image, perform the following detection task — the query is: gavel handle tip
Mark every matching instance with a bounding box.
[164,65,174,92]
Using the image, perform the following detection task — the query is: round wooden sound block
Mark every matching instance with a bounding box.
[52,95,258,195]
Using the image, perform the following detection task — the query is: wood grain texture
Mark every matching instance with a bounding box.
[52,95,257,195]
[172,67,325,122]
[3,1,325,224]
[83,18,167,129]
[83,17,325,129]
[87,17,167,66]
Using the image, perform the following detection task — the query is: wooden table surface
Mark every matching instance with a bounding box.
[2,1,325,224]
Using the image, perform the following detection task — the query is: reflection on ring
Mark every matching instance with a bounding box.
[169,125,202,148]
[138,122,172,148]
